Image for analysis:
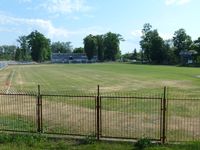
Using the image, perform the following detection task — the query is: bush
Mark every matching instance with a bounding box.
[134,138,152,150]
[77,134,97,145]
[0,133,11,143]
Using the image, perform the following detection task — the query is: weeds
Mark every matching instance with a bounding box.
[134,138,152,150]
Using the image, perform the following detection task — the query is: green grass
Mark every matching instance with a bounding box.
[0,115,36,132]
[1,63,200,94]
[1,63,200,142]
[0,134,200,150]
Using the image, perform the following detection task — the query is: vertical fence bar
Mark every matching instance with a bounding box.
[37,85,42,133]
[160,97,163,142]
[96,85,100,140]
[100,96,102,137]
[40,95,43,133]
[162,86,167,144]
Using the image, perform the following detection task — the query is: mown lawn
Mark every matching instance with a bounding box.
[0,63,200,94]
[1,63,200,142]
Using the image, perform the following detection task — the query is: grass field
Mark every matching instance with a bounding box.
[1,63,200,94]
[1,63,200,142]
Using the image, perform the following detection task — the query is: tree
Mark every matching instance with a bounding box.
[15,47,21,61]
[193,37,200,54]
[190,37,200,64]
[140,23,153,62]
[103,32,123,61]
[122,52,133,62]
[95,35,104,61]
[173,29,192,61]
[27,30,51,62]
[83,34,97,60]
[163,40,177,64]
[140,23,166,64]
[17,36,30,61]
[149,30,166,64]
[0,45,16,60]
[51,41,72,53]
[73,47,84,53]
[131,48,138,60]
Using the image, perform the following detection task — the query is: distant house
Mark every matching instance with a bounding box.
[51,53,97,63]
[179,50,198,64]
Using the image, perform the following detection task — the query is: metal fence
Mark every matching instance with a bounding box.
[0,85,200,143]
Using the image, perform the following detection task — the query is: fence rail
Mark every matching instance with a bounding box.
[0,85,200,143]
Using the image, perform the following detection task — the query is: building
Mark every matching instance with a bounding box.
[51,53,97,63]
[179,50,198,64]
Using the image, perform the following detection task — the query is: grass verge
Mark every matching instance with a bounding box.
[0,133,200,149]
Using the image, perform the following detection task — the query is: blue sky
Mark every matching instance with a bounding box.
[0,0,199,54]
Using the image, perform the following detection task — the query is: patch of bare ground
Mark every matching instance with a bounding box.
[167,116,200,132]
[159,80,194,89]
[167,116,200,140]
[196,75,200,78]
[101,79,195,93]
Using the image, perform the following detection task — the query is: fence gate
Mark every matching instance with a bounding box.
[99,94,164,141]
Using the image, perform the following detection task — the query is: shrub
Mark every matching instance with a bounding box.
[77,134,96,145]
[134,138,152,150]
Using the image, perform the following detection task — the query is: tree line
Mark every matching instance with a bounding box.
[0,30,123,62]
[1,24,200,65]
[123,23,200,65]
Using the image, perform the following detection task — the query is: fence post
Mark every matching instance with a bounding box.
[96,85,100,140]
[37,85,42,133]
[162,86,167,144]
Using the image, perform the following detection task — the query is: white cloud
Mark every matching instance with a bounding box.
[165,0,191,5]
[0,13,107,45]
[41,0,92,14]
[131,30,142,37]
[0,13,70,39]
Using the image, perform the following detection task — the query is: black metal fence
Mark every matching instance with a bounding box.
[0,85,200,143]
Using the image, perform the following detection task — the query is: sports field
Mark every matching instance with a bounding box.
[1,63,200,94]
[1,63,200,141]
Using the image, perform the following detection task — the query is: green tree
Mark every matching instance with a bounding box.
[163,40,177,64]
[103,32,123,61]
[95,35,104,61]
[140,23,166,64]
[149,30,166,64]
[193,37,200,54]
[17,36,30,61]
[51,41,72,53]
[140,23,153,62]
[83,34,97,60]
[15,47,21,61]
[131,48,138,60]
[73,47,84,53]
[0,45,16,60]
[27,31,51,62]
[173,29,192,61]
[190,37,200,64]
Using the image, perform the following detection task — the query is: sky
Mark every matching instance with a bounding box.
[0,0,200,54]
